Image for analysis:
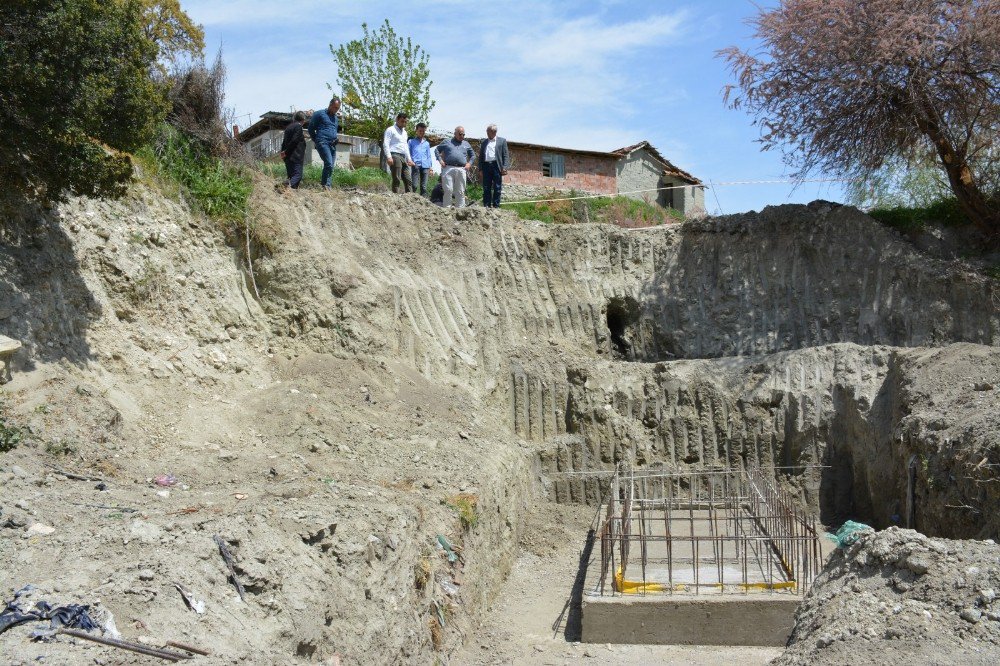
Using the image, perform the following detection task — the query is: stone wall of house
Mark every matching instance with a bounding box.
[500,184,572,202]
[505,147,616,195]
[616,149,669,208]
[668,182,706,217]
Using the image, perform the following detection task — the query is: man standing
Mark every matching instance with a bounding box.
[383,113,415,194]
[408,122,432,196]
[308,98,341,190]
[435,126,475,208]
[279,111,307,189]
[478,124,510,208]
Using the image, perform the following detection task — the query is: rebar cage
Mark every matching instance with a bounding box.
[595,464,822,596]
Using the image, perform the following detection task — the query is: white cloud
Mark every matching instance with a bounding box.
[500,14,688,70]
[182,0,363,26]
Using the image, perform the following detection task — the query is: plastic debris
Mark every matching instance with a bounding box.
[436,534,458,563]
[825,520,874,548]
[437,575,459,597]
[153,474,178,487]
[173,582,206,614]
[0,585,99,637]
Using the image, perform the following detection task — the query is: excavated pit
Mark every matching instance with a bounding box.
[3,187,999,662]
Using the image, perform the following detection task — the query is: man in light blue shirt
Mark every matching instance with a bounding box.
[408,123,433,196]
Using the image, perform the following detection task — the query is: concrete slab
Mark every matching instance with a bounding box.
[581,593,799,646]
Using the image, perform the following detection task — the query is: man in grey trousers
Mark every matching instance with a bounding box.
[434,126,475,207]
[383,113,415,193]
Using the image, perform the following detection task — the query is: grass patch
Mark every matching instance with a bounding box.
[125,260,170,308]
[444,493,479,531]
[138,125,253,223]
[45,438,77,457]
[261,162,391,191]
[0,419,24,453]
[507,191,682,228]
[868,197,970,233]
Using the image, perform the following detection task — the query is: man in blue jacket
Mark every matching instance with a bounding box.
[308,97,341,190]
[478,124,510,207]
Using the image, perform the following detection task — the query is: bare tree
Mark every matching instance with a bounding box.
[720,0,1000,237]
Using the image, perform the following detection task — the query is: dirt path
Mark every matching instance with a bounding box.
[457,503,783,665]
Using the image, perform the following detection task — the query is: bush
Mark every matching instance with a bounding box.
[0,419,23,453]
[0,0,167,203]
[868,197,971,233]
[142,124,252,222]
[165,53,231,158]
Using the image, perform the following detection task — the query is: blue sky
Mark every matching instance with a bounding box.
[182,0,847,214]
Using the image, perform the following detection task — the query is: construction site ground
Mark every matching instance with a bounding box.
[454,504,783,665]
[1,181,998,664]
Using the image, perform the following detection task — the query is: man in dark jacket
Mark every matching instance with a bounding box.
[478,124,510,207]
[307,97,341,190]
[280,111,307,189]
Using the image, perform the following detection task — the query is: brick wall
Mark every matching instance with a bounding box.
[505,147,617,195]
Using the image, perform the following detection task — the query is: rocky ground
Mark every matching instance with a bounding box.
[1,179,998,664]
[776,527,1000,665]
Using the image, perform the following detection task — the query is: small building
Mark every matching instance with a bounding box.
[501,141,619,196]
[235,111,352,168]
[613,141,705,216]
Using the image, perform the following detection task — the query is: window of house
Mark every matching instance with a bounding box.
[542,153,565,178]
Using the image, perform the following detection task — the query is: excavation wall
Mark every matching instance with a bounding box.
[245,193,999,539]
[2,184,998,664]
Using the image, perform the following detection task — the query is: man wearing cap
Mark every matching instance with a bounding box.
[478,124,510,207]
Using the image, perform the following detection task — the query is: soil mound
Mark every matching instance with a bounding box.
[776,527,1000,665]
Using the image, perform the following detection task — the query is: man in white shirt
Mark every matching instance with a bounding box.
[383,113,415,194]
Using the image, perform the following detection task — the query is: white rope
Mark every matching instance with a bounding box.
[498,177,855,206]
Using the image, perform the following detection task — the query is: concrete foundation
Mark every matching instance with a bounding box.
[581,594,799,646]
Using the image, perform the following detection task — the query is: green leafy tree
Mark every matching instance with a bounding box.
[331,19,435,142]
[0,0,168,203]
[131,0,206,69]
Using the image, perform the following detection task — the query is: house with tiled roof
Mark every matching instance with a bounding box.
[496,138,703,214]
[613,141,705,216]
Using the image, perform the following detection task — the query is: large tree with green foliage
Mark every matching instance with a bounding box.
[0,0,168,203]
[331,19,435,142]
[131,0,206,69]
[721,0,1000,238]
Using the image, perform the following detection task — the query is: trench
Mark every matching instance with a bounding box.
[536,367,921,528]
